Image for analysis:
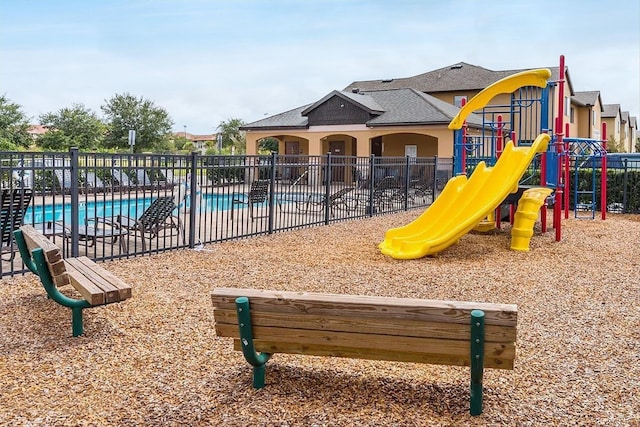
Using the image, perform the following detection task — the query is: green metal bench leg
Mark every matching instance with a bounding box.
[14,231,92,338]
[235,296,272,389]
[72,307,84,337]
[470,309,485,416]
[253,364,266,389]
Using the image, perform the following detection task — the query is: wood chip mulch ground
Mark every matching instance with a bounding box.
[1,212,639,426]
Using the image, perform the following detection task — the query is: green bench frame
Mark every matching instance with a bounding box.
[15,225,132,337]
[212,288,518,416]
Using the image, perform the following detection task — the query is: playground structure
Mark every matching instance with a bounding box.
[380,55,609,259]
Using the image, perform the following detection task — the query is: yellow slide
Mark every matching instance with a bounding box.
[379,134,550,259]
[378,67,552,260]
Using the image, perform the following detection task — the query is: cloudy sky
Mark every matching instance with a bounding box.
[1,0,639,135]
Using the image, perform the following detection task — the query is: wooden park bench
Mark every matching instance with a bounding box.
[211,287,517,416]
[14,225,133,337]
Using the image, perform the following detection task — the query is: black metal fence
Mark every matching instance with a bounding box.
[1,149,453,277]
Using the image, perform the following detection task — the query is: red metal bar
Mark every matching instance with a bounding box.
[511,131,517,146]
[564,123,570,219]
[496,115,503,158]
[540,139,547,186]
[461,98,467,175]
[555,55,565,242]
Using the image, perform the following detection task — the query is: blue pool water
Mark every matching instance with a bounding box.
[23,192,308,225]
[25,194,235,225]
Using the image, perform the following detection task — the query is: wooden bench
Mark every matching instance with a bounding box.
[211,288,517,416]
[14,225,133,337]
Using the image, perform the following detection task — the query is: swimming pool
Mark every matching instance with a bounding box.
[24,194,234,225]
[23,192,310,225]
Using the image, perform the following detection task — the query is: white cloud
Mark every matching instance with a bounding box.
[1,0,638,134]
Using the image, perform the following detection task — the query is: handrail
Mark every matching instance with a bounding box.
[448,69,552,130]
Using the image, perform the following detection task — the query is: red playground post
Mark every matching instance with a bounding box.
[554,55,565,242]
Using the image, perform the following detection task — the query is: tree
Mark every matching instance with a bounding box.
[172,135,190,151]
[0,94,31,149]
[258,137,279,153]
[635,137,639,153]
[607,136,622,153]
[216,118,246,154]
[101,93,173,152]
[37,104,104,150]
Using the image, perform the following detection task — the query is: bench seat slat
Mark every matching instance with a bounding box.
[73,257,132,301]
[63,261,108,305]
[65,258,119,304]
[232,339,513,370]
[211,288,517,327]
[213,308,516,343]
[65,257,127,303]
[216,323,515,361]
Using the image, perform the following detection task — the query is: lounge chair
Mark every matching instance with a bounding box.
[111,168,133,191]
[84,172,106,194]
[407,180,433,204]
[54,169,73,194]
[89,196,184,251]
[372,176,405,210]
[1,188,33,261]
[231,180,270,221]
[31,221,131,254]
[295,187,356,217]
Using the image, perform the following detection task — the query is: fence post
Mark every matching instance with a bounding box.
[324,152,332,225]
[188,151,198,248]
[433,156,439,199]
[404,156,411,211]
[69,147,80,257]
[623,159,628,214]
[268,152,277,234]
[368,154,375,217]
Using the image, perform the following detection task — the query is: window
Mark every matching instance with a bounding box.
[570,107,575,123]
[454,96,467,108]
[565,96,570,117]
[405,145,417,158]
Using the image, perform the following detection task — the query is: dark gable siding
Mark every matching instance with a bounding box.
[306,96,373,126]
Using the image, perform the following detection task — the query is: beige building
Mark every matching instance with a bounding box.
[630,116,638,153]
[243,62,575,160]
[173,132,217,154]
[571,91,603,140]
[601,104,622,150]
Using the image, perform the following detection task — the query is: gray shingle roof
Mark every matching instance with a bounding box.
[621,111,629,123]
[364,88,484,127]
[241,104,311,130]
[242,88,484,130]
[572,91,601,109]
[602,104,621,118]
[344,62,570,94]
[300,90,384,116]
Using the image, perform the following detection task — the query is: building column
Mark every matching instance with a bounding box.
[245,133,259,155]
[356,135,371,157]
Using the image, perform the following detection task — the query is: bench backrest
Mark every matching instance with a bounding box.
[18,225,70,287]
[211,288,518,370]
[17,225,132,305]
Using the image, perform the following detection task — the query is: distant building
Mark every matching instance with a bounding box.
[172,132,217,153]
[27,124,49,139]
